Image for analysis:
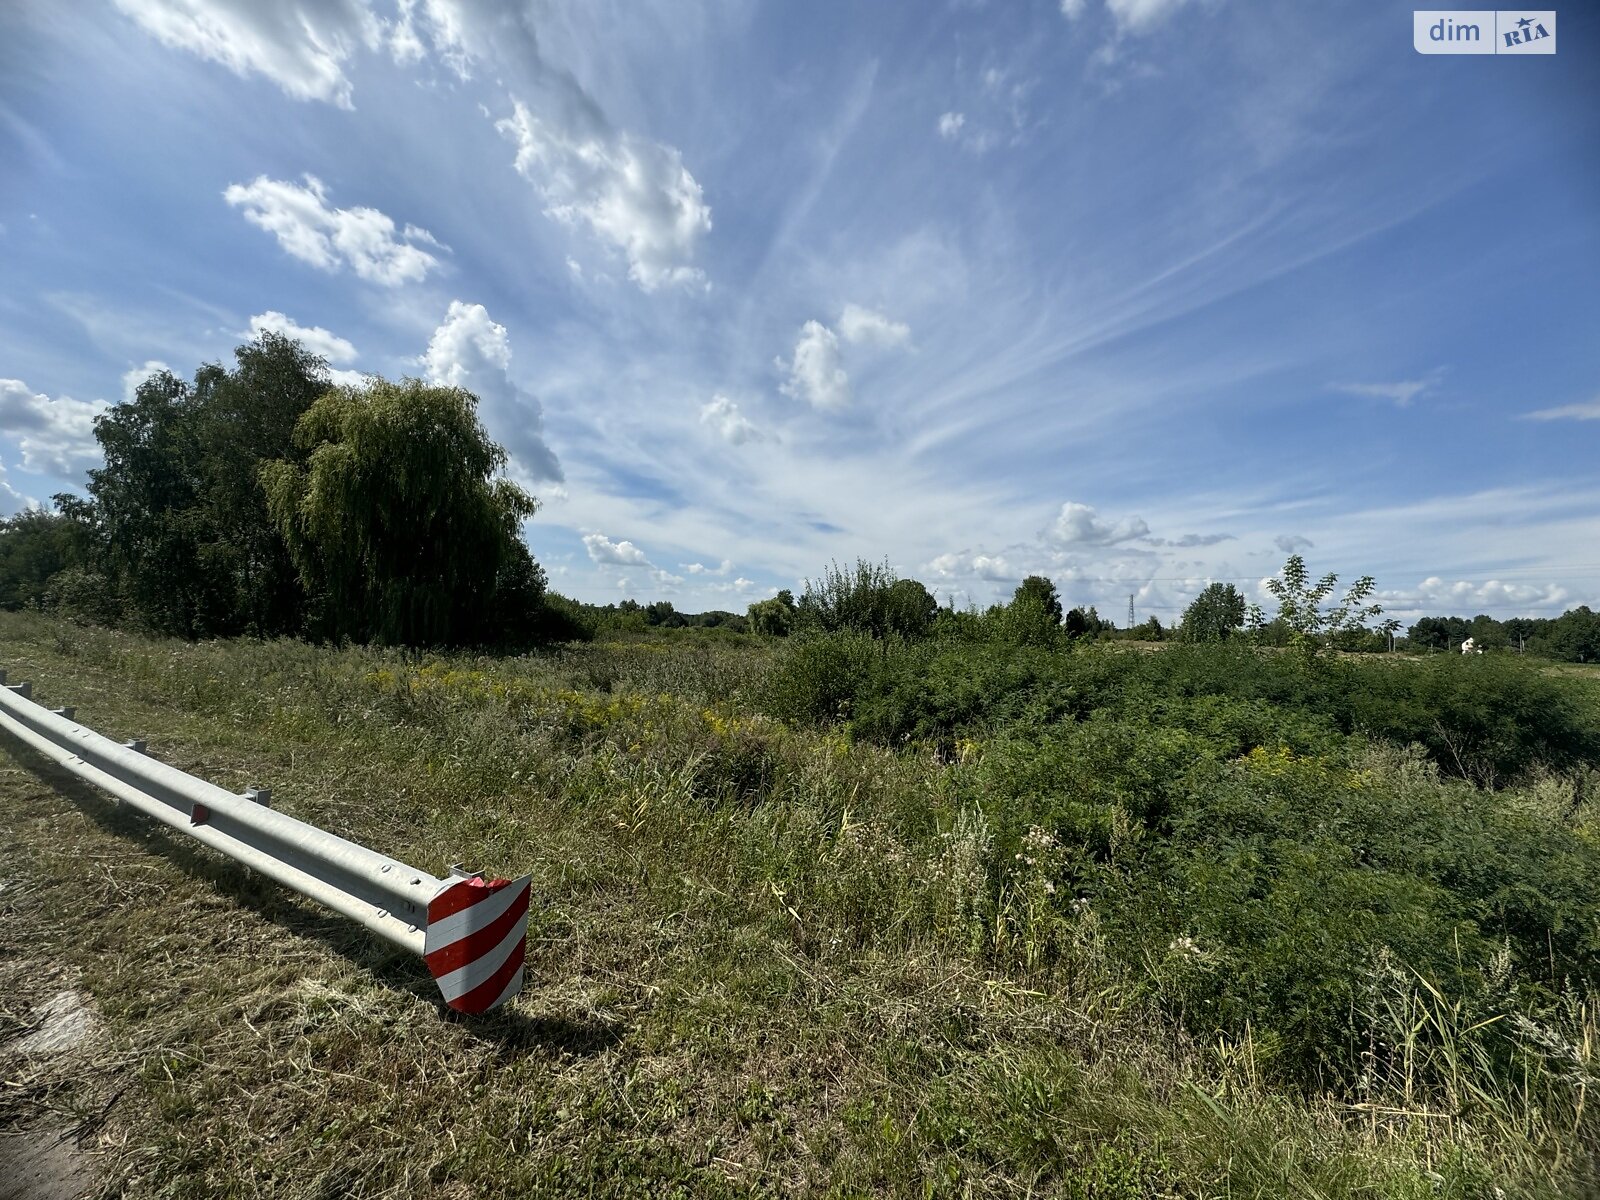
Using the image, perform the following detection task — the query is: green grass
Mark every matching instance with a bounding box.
[1,611,1597,1197]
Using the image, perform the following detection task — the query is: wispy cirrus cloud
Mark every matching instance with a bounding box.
[1328,368,1445,408]
[1522,396,1600,421]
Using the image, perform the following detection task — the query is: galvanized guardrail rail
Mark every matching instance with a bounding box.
[0,669,530,1014]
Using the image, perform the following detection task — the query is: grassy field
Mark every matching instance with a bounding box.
[2,611,1598,1198]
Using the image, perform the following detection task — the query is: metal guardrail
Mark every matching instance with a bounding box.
[0,669,530,1014]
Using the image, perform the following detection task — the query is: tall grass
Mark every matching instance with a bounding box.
[5,610,1599,1194]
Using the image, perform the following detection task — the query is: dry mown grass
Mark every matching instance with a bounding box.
[0,612,1592,1198]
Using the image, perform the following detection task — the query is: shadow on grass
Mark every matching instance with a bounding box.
[2,737,625,1060]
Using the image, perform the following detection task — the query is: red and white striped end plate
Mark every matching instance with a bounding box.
[423,874,532,1014]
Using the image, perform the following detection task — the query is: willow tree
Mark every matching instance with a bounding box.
[260,378,542,646]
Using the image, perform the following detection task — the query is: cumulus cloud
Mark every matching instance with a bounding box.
[1383,577,1571,616]
[777,320,850,411]
[838,303,911,348]
[1059,0,1088,17]
[119,0,714,294]
[496,100,711,292]
[776,305,915,412]
[422,300,562,483]
[112,0,380,107]
[700,395,764,445]
[937,112,965,140]
[0,379,105,476]
[1523,396,1600,421]
[1329,369,1443,408]
[224,174,444,286]
[121,359,171,403]
[248,310,356,363]
[929,551,1015,581]
[582,533,651,567]
[1274,534,1315,554]
[682,559,734,576]
[1045,501,1149,547]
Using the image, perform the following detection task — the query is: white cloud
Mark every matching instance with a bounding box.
[1274,534,1315,554]
[0,379,105,476]
[496,100,712,293]
[583,533,651,567]
[1329,371,1443,408]
[224,175,444,286]
[777,320,849,411]
[1045,501,1150,547]
[937,112,966,140]
[1105,0,1195,34]
[1523,396,1600,421]
[121,359,171,403]
[112,0,380,108]
[682,559,734,576]
[1383,577,1571,617]
[929,551,1016,582]
[1143,532,1234,548]
[423,301,562,482]
[0,458,38,516]
[838,303,911,348]
[1060,0,1089,18]
[700,394,765,445]
[247,311,357,364]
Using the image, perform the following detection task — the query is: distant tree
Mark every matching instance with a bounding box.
[1249,554,1384,655]
[1468,613,1507,651]
[1131,615,1166,642]
[260,378,541,646]
[796,560,935,640]
[1407,615,1471,653]
[1502,617,1538,653]
[994,576,1064,647]
[1180,582,1247,643]
[646,600,677,626]
[0,510,91,610]
[70,334,333,638]
[884,578,938,639]
[1012,575,1063,624]
[1533,606,1600,663]
[748,589,796,636]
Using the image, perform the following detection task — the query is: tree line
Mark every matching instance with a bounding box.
[0,333,555,647]
[2,347,1593,663]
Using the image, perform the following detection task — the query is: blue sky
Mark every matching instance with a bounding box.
[2,1,1597,623]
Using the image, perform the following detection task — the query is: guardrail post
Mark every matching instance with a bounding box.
[0,674,531,1014]
[51,706,75,721]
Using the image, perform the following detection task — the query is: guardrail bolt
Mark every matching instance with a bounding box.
[51,706,76,721]
[245,786,272,808]
[125,739,148,754]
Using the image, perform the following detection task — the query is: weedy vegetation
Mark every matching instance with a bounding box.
[3,602,1599,1197]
